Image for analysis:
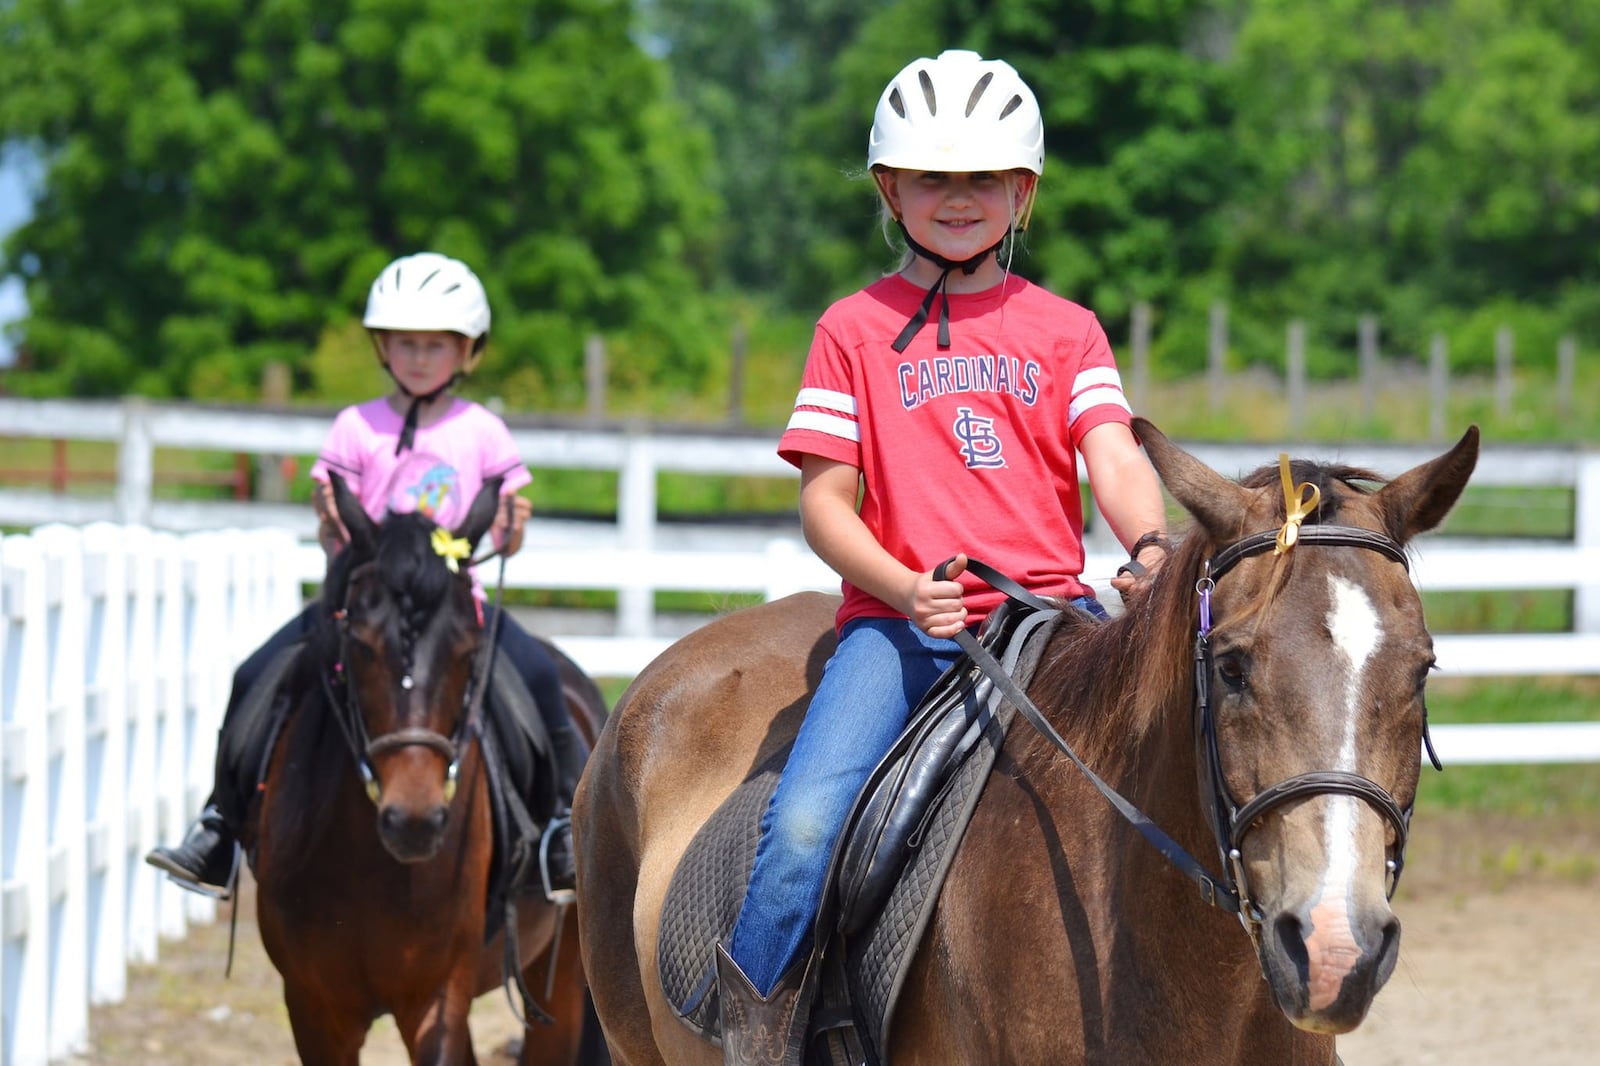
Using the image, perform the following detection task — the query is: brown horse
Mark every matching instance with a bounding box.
[246,476,609,1065]
[574,418,1479,1065]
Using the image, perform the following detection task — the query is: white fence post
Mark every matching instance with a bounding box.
[81,523,131,1006]
[618,431,658,638]
[39,526,91,1061]
[115,399,153,528]
[121,526,164,967]
[1576,451,1600,635]
[1,534,52,1066]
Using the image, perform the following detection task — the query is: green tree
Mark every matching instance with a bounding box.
[0,0,721,405]
[1220,0,1600,371]
[640,0,889,306]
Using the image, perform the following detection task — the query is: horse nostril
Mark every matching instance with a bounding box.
[1273,912,1311,979]
[429,805,449,833]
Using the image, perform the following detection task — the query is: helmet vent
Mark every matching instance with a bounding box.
[965,73,993,117]
[888,87,906,119]
[918,70,937,114]
[999,95,1022,120]
[417,267,442,289]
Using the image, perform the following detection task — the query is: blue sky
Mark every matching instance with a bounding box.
[0,158,32,366]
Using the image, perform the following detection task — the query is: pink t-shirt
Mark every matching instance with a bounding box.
[310,396,532,534]
[777,274,1132,631]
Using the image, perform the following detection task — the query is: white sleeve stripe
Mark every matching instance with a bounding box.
[1068,386,1132,425]
[1072,366,1124,394]
[785,409,861,442]
[794,387,858,415]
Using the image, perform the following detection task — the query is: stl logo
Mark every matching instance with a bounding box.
[953,407,1005,468]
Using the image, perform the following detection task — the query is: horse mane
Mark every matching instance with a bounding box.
[1023,457,1390,777]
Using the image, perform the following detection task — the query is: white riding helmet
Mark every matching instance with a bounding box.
[868,50,1044,176]
[363,252,492,371]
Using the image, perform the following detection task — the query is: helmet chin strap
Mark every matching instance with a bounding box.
[891,222,1005,353]
[386,369,460,456]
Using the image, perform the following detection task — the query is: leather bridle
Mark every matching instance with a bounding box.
[949,527,1440,943]
[1192,524,1437,940]
[319,546,507,807]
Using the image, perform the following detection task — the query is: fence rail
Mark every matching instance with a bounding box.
[4,396,1599,638]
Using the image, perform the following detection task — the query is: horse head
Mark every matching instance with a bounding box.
[325,472,503,862]
[1133,417,1479,1034]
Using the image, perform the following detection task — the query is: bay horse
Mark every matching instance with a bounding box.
[573,418,1479,1065]
[246,475,610,1065]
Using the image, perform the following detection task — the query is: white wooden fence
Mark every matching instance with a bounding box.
[0,524,301,1066]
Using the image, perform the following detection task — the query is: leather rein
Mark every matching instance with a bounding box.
[950,526,1439,942]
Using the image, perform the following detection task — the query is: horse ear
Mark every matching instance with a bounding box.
[1131,417,1251,539]
[1374,425,1480,544]
[329,472,378,557]
[455,476,505,548]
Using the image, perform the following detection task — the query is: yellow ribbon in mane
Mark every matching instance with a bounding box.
[431,527,472,573]
[1275,452,1320,555]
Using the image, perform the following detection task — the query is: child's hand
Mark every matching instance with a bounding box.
[493,494,533,556]
[1111,533,1170,605]
[912,553,969,638]
[312,480,348,557]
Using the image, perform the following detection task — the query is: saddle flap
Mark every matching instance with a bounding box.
[831,601,1056,936]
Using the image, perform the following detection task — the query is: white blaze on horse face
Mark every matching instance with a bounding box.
[1319,574,1382,892]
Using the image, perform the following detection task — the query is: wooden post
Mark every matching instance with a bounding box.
[727,322,747,425]
[1208,302,1227,415]
[1429,333,1449,442]
[585,334,606,423]
[1495,325,1514,419]
[1129,301,1151,411]
[255,362,291,502]
[52,438,69,493]
[1359,314,1379,420]
[1286,319,1306,434]
[1557,335,1576,421]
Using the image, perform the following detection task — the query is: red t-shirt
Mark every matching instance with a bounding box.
[777,274,1132,631]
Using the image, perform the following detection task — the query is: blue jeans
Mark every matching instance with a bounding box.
[725,617,966,995]
[725,599,1108,995]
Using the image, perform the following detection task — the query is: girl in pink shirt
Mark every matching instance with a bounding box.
[147,253,588,900]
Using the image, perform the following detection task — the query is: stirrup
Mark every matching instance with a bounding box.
[538,813,575,906]
[149,839,241,902]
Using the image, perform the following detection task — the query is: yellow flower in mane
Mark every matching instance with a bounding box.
[431,527,472,573]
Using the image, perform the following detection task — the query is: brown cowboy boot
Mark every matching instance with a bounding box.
[715,944,816,1066]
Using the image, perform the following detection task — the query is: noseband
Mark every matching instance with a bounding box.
[1194,524,1431,940]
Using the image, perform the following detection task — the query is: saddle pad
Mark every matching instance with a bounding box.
[657,751,788,1034]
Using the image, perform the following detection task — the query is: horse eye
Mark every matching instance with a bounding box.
[1216,653,1249,691]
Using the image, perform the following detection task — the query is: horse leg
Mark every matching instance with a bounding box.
[395,972,481,1066]
[282,979,368,1066]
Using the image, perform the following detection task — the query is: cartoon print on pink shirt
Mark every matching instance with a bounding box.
[387,453,462,526]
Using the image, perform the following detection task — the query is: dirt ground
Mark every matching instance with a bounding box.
[70,812,1597,1065]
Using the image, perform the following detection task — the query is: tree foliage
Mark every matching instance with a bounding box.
[3,0,1598,405]
[0,0,720,402]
